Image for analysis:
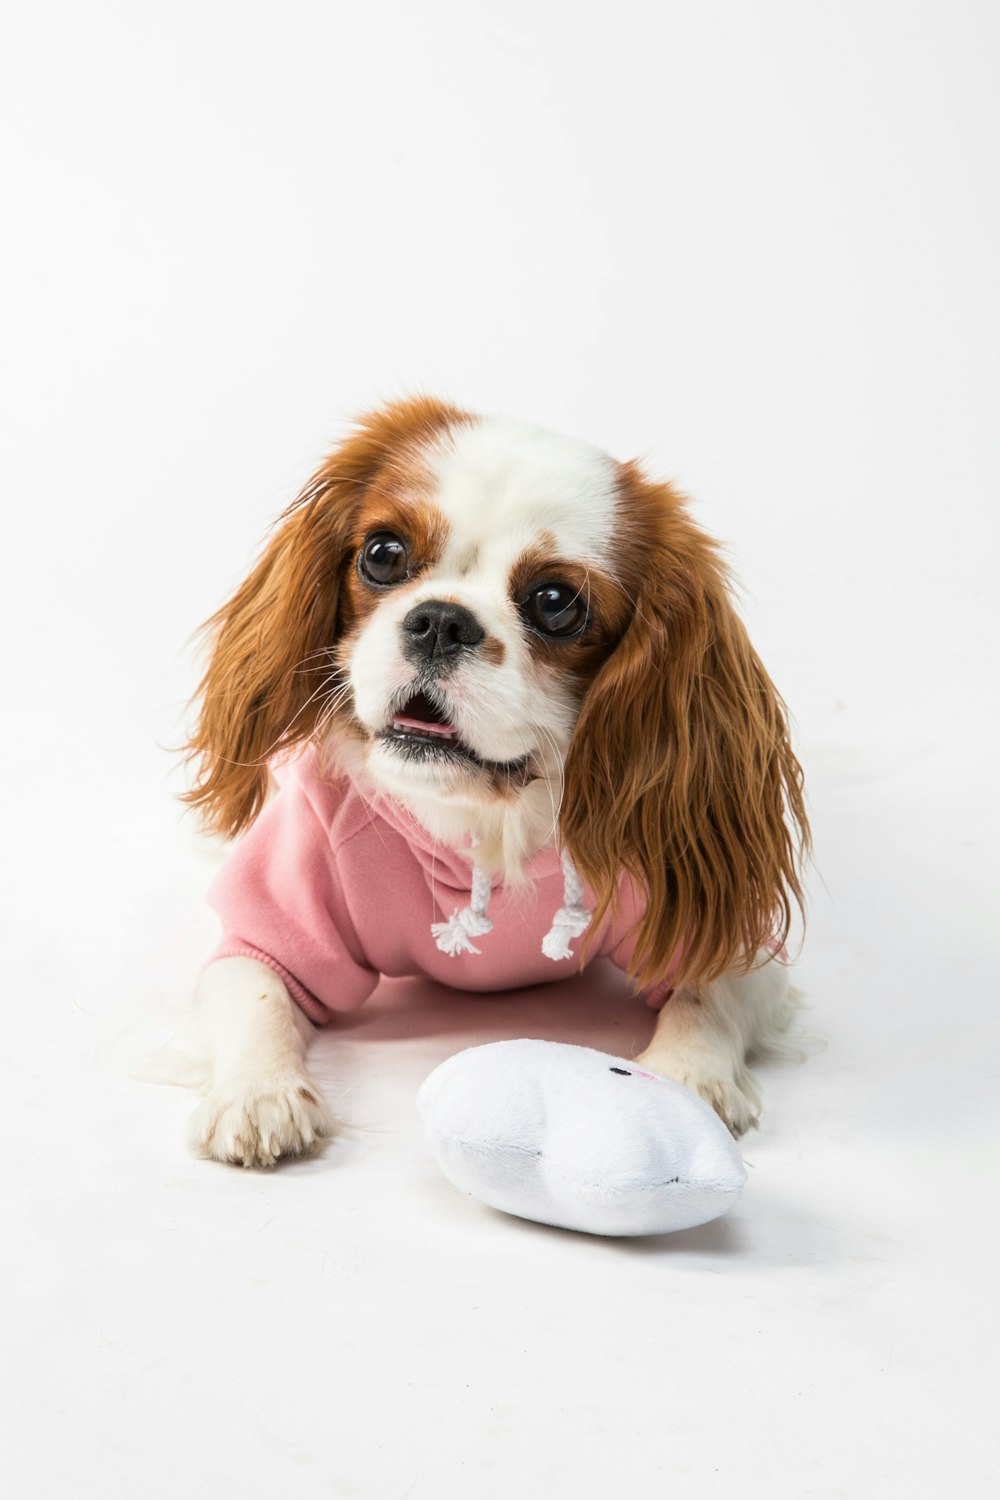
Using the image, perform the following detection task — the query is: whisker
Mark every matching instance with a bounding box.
[531,720,565,846]
[204,661,350,770]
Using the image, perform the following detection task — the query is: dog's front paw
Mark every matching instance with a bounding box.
[689,1071,761,1137]
[639,1054,762,1137]
[187,1071,335,1167]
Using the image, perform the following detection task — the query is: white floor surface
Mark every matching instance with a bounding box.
[3,737,997,1499]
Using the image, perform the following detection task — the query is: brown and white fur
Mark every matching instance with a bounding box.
[183,398,808,1167]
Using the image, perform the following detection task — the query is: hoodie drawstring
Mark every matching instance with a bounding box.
[540,849,593,960]
[430,860,494,956]
[432,847,591,962]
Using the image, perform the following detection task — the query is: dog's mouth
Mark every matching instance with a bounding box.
[391,691,460,742]
[379,691,530,779]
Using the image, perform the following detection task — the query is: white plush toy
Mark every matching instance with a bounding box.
[417,1039,747,1237]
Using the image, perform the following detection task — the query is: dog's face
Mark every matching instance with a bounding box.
[186,398,807,986]
[341,415,629,813]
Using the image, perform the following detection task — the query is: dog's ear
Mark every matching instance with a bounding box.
[183,397,466,837]
[560,467,809,988]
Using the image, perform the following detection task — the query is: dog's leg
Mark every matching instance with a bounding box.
[634,957,801,1136]
[186,956,335,1167]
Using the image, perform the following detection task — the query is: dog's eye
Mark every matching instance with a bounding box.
[359,532,409,586]
[522,583,588,638]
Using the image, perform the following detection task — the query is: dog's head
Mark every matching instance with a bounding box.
[185,397,808,985]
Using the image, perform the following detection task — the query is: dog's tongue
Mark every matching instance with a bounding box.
[393,692,458,739]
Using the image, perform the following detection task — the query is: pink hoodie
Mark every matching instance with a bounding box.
[208,746,677,1025]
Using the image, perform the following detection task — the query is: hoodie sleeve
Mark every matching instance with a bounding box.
[597,874,683,1011]
[205,765,379,1025]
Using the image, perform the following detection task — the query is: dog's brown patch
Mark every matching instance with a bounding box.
[509,538,628,680]
[341,493,451,633]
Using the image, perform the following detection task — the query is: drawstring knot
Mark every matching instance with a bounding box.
[541,850,592,960]
[430,860,494,956]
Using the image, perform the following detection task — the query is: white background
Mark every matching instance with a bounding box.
[2,2,998,1496]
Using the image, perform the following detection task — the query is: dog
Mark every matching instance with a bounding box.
[181,396,808,1167]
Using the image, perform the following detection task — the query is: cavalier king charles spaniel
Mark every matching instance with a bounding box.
[182,397,808,1167]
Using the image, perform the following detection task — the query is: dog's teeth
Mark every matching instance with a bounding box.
[392,715,457,738]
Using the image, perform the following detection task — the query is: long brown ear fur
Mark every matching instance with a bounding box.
[182,397,465,837]
[560,464,809,989]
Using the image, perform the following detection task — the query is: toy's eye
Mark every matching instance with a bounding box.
[609,1067,632,1076]
[359,531,409,586]
[521,583,588,638]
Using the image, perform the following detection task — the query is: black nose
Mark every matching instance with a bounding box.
[402,599,485,662]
